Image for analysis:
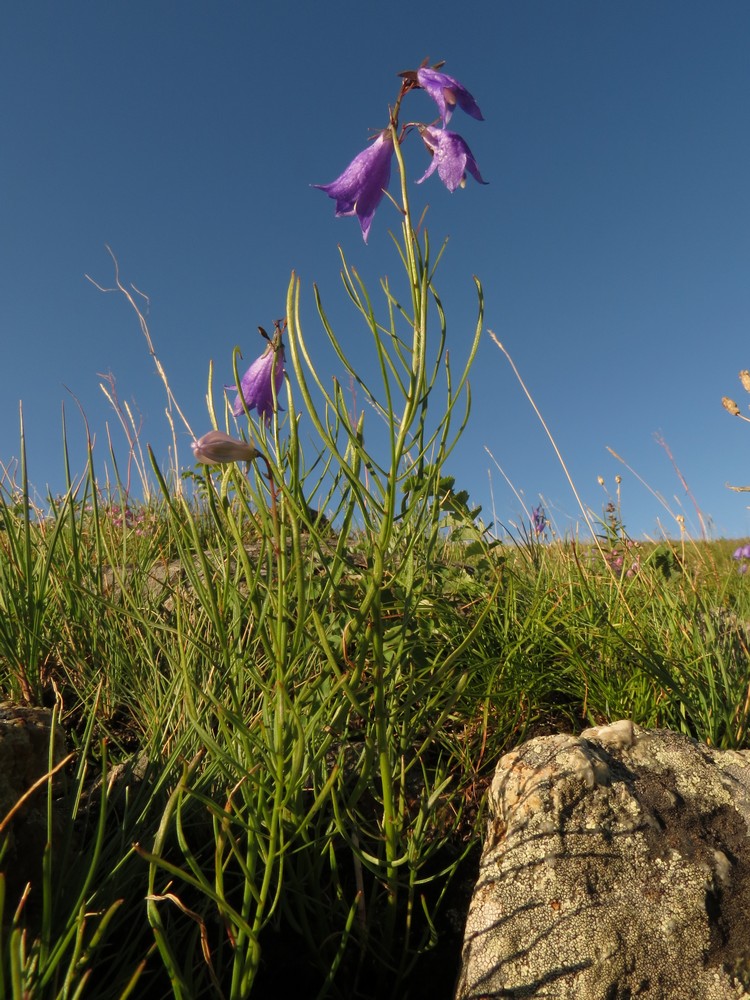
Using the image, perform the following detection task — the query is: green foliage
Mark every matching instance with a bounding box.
[3,447,750,996]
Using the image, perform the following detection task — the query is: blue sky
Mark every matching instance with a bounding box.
[2,1,750,540]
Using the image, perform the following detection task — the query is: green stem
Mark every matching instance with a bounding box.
[364,124,431,948]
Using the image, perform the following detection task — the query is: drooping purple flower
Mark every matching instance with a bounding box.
[416,67,484,125]
[313,131,394,242]
[227,327,285,420]
[733,543,750,560]
[192,430,259,465]
[417,126,487,193]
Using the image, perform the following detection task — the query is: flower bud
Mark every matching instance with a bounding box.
[740,371,750,394]
[191,430,259,465]
[722,397,741,416]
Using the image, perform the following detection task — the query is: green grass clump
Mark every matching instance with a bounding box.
[3,441,750,999]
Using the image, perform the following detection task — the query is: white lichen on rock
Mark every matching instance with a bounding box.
[456,722,750,999]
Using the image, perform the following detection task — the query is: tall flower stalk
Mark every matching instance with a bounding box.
[289,65,492,978]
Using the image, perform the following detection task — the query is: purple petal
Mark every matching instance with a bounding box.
[416,126,487,193]
[314,131,394,241]
[231,340,285,420]
[416,67,484,125]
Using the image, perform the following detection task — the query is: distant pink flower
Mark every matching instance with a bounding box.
[733,542,750,574]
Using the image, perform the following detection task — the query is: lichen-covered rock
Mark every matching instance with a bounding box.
[0,703,66,906]
[455,721,750,999]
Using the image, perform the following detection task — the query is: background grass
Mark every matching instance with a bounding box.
[1,455,748,999]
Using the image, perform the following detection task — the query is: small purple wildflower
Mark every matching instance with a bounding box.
[625,557,641,578]
[228,326,285,420]
[532,505,546,536]
[416,67,484,125]
[732,542,750,574]
[105,503,149,536]
[192,430,259,466]
[417,126,487,193]
[313,131,394,242]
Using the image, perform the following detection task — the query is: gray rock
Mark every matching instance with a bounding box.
[455,721,750,999]
[0,703,67,906]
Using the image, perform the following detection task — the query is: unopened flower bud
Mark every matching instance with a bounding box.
[722,397,741,416]
[191,430,259,466]
[740,371,750,394]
